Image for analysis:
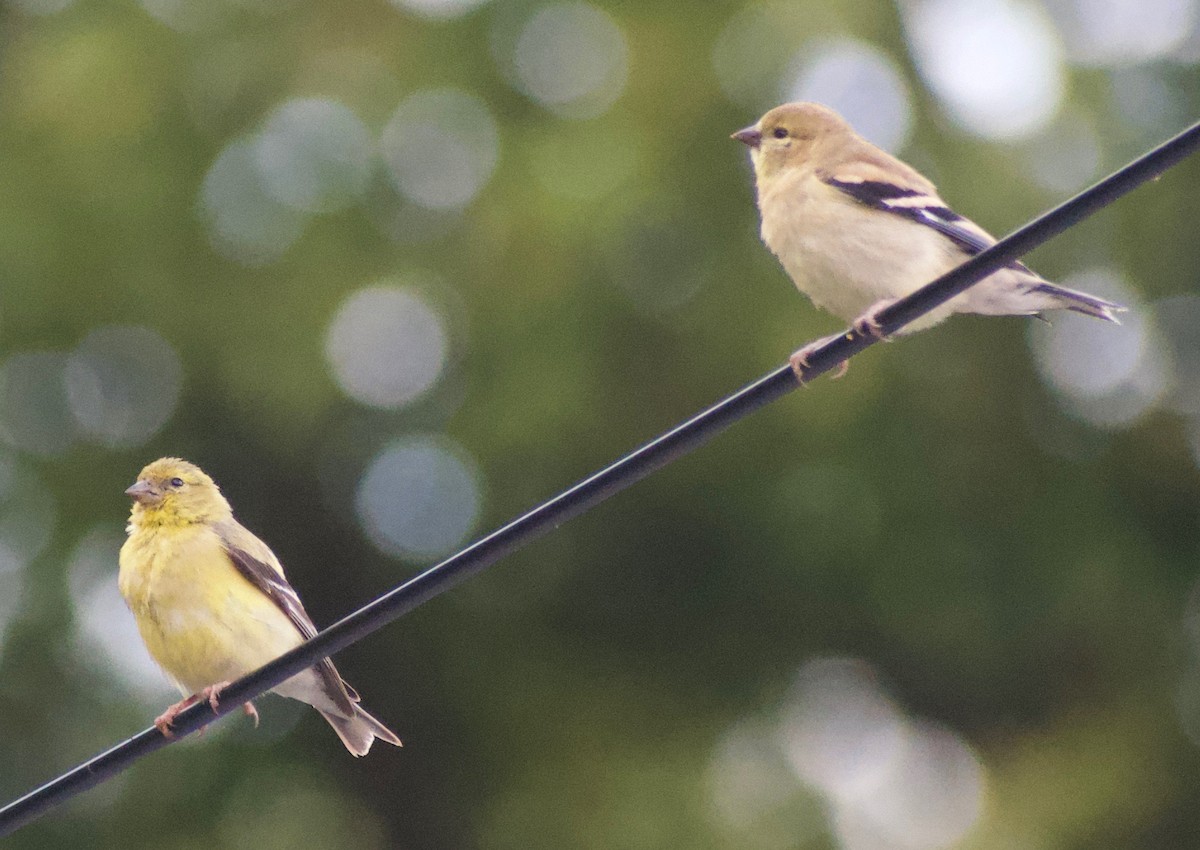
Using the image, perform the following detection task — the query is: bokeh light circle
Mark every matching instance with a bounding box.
[355,436,482,560]
[380,88,499,211]
[512,2,629,119]
[780,657,909,802]
[254,98,373,214]
[200,139,307,265]
[902,0,1065,140]
[707,719,822,848]
[837,722,985,850]
[780,657,986,850]
[1048,0,1197,66]
[387,0,490,20]
[784,39,913,152]
[1029,270,1165,430]
[325,284,449,409]
[65,325,183,448]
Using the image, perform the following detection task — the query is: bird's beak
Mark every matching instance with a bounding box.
[125,480,160,504]
[732,126,762,149]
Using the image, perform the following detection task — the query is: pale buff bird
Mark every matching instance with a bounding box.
[733,102,1123,377]
[119,457,401,756]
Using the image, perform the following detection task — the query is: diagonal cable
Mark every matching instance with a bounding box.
[2,116,1198,838]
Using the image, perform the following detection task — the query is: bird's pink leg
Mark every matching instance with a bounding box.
[790,298,900,383]
[154,694,199,738]
[789,333,850,383]
[200,681,258,728]
[155,683,259,738]
[852,298,898,339]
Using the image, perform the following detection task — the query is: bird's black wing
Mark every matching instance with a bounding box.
[822,175,1034,274]
[220,527,359,713]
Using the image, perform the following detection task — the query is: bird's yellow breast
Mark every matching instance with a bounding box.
[118,523,302,695]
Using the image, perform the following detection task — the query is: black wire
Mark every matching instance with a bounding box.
[3,117,1198,838]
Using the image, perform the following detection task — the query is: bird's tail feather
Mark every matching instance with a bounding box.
[319,705,403,757]
[1029,282,1126,323]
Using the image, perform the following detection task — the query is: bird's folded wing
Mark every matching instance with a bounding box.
[821,172,1034,275]
[217,520,358,713]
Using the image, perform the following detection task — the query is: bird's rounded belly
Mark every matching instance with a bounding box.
[139,576,302,694]
[770,209,952,327]
[780,228,904,318]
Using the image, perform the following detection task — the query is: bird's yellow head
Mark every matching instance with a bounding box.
[732,101,852,181]
[125,457,232,527]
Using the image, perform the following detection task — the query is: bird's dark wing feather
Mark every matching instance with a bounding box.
[221,532,358,714]
[822,176,1034,274]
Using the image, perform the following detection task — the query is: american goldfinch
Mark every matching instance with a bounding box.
[733,102,1124,377]
[118,457,401,756]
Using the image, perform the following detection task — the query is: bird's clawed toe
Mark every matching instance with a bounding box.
[789,333,848,383]
[852,299,898,340]
[154,694,199,738]
[155,683,257,737]
[200,681,232,714]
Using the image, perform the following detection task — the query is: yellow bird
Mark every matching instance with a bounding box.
[118,457,401,756]
[733,102,1124,378]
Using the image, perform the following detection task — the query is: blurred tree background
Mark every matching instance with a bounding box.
[1,0,1199,847]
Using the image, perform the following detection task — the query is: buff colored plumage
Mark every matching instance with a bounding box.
[118,457,400,756]
[733,102,1124,377]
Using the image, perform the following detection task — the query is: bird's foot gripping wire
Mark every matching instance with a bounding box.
[154,683,259,738]
[789,333,850,383]
[199,681,260,728]
[154,695,199,738]
[851,298,898,340]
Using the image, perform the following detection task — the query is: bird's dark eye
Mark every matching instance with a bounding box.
[772,127,788,139]
[169,477,184,488]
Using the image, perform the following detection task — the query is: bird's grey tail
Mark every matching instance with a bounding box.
[319,705,403,757]
[1030,282,1126,323]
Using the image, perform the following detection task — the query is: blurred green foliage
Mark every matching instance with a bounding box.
[1,0,1200,848]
